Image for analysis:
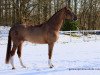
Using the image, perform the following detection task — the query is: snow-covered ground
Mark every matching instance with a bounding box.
[0,26,100,75]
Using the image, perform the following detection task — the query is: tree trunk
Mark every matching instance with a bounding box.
[68,0,71,7]
[74,0,77,14]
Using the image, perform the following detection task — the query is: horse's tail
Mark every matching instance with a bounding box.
[5,31,11,64]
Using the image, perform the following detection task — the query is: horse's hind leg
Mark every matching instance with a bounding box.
[10,44,18,69]
[17,42,26,68]
[48,43,54,68]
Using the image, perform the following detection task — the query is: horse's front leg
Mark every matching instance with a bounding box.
[48,43,54,68]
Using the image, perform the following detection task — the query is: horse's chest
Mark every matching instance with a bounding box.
[47,32,59,43]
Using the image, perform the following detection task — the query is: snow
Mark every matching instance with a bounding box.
[0,26,100,75]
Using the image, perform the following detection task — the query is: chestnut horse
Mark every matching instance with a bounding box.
[5,7,77,69]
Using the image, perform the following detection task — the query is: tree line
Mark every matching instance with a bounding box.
[0,0,100,30]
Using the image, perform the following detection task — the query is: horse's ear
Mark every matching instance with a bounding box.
[64,6,70,9]
[63,6,67,10]
[65,5,69,8]
[64,6,72,11]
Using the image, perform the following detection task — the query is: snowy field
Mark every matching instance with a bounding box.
[0,26,100,75]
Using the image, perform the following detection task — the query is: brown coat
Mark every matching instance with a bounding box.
[5,7,77,69]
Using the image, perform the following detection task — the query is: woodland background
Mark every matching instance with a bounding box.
[0,0,100,30]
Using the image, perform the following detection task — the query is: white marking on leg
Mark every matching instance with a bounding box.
[48,59,51,66]
[48,59,54,68]
[10,56,15,69]
[19,58,26,68]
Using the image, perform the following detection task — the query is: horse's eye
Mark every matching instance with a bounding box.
[67,10,71,14]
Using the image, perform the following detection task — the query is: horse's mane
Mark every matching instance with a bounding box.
[31,7,65,27]
[47,8,64,23]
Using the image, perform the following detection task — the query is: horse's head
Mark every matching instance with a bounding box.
[63,7,77,21]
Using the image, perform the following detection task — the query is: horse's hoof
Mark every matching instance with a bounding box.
[22,66,26,68]
[50,66,53,68]
[12,67,15,70]
[50,65,54,68]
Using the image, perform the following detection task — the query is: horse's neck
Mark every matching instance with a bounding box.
[48,10,65,31]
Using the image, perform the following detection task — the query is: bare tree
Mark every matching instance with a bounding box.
[0,0,100,30]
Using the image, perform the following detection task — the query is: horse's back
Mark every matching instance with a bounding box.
[10,24,48,43]
[25,25,48,43]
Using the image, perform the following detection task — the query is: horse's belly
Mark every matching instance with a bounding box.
[26,36,47,44]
